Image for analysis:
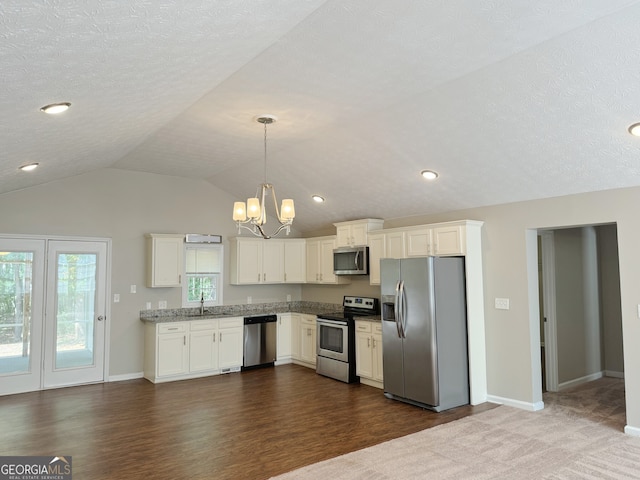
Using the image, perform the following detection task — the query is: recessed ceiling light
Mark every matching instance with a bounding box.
[19,163,39,172]
[40,102,71,114]
[312,195,325,203]
[420,170,439,180]
[628,123,640,137]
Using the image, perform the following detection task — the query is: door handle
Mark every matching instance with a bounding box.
[394,282,402,338]
[97,315,105,322]
[399,280,406,338]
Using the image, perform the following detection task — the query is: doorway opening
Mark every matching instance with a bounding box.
[536,224,624,423]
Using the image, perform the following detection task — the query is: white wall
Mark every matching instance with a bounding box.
[0,168,302,377]
[554,227,602,384]
[598,225,624,375]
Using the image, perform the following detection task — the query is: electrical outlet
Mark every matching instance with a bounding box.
[146,302,151,310]
[159,300,167,309]
[113,294,120,303]
[287,294,291,302]
[130,284,136,294]
[495,297,510,310]
[247,296,252,304]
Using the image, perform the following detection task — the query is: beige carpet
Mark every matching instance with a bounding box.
[272,378,640,479]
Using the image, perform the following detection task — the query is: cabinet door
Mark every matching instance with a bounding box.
[290,314,301,360]
[147,235,183,287]
[157,333,188,377]
[262,240,285,283]
[218,326,243,369]
[335,225,352,247]
[235,239,262,284]
[386,231,406,258]
[350,223,368,246]
[368,233,385,285]
[277,314,293,360]
[319,239,337,284]
[432,225,464,255]
[355,330,373,379]
[406,228,432,257]
[299,317,316,364]
[372,330,384,382]
[306,240,320,283]
[284,240,306,283]
[189,329,218,373]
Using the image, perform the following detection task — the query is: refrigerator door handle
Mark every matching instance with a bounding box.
[398,280,406,338]
[394,281,402,338]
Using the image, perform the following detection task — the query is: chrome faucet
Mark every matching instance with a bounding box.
[200,293,205,316]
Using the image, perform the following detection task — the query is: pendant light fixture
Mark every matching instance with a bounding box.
[232,115,295,239]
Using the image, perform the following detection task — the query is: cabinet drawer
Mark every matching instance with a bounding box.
[355,321,372,333]
[301,316,316,326]
[219,317,243,329]
[158,322,187,334]
[373,323,382,334]
[190,319,216,331]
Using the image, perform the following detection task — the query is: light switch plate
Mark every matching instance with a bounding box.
[495,297,510,310]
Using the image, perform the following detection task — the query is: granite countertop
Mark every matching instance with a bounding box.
[140,301,346,324]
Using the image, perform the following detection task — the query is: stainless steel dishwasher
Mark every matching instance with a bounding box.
[242,314,277,369]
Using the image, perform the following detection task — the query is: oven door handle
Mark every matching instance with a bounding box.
[317,318,348,327]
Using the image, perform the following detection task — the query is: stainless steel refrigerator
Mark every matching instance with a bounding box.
[381,256,469,412]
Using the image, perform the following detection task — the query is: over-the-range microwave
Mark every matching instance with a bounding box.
[333,245,369,275]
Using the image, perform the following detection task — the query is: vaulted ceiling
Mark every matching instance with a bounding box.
[3,1,640,233]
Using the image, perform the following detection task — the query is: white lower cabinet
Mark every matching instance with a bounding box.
[355,321,383,388]
[156,323,189,377]
[218,318,244,371]
[277,313,293,363]
[144,317,243,383]
[292,314,316,367]
[189,320,218,373]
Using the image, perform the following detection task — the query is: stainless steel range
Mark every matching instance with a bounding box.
[316,296,379,383]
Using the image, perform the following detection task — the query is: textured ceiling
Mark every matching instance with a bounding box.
[2,1,640,233]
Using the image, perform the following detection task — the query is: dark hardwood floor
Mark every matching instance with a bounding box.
[0,364,496,479]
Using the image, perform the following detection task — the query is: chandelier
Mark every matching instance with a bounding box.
[232,115,295,239]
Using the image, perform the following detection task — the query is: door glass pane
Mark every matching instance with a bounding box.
[0,252,34,375]
[55,253,96,370]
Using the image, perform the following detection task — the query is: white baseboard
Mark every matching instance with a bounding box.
[486,394,544,412]
[558,371,603,391]
[625,425,640,437]
[604,370,624,379]
[108,372,144,382]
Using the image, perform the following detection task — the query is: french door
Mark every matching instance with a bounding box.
[0,238,108,395]
[0,239,46,394]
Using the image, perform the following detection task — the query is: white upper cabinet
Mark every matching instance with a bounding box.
[283,239,306,283]
[230,238,284,284]
[369,221,478,285]
[334,219,384,247]
[146,234,184,288]
[406,223,465,257]
[305,236,350,284]
[230,237,306,285]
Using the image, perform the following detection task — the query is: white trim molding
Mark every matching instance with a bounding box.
[486,394,544,412]
[108,372,144,382]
